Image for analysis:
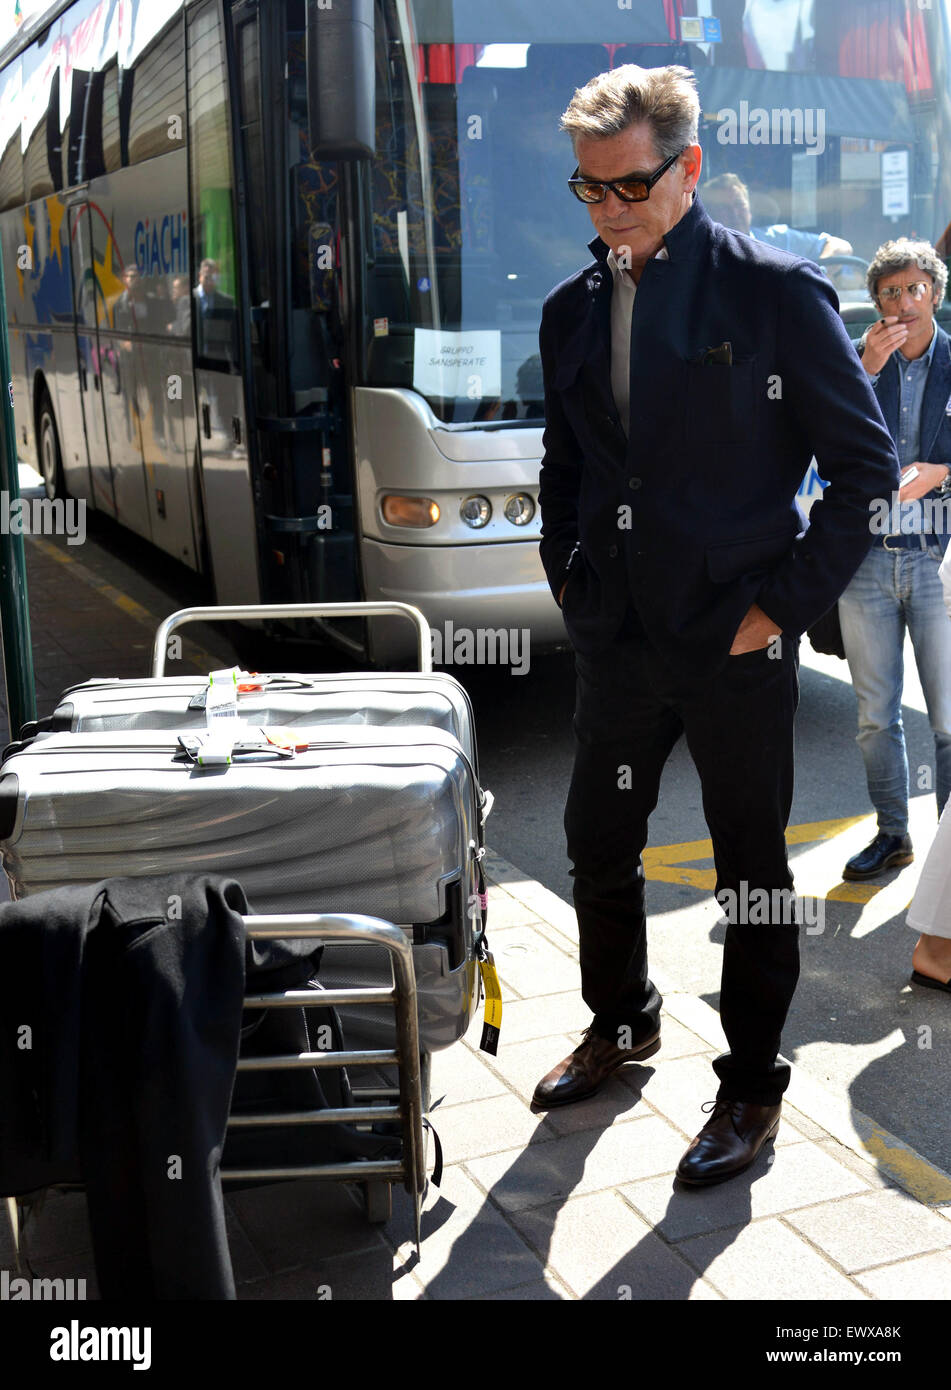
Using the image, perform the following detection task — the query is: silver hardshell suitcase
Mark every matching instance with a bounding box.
[19,601,477,776]
[0,724,485,1051]
[39,672,477,772]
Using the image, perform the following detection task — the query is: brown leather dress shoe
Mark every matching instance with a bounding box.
[532,1027,661,1108]
[676,1099,781,1185]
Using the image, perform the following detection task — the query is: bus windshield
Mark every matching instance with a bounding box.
[362,0,951,424]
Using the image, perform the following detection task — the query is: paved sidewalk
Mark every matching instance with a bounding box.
[3,522,951,1300]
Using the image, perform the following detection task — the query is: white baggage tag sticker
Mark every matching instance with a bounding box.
[206,668,241,725]
[196,730,235,766]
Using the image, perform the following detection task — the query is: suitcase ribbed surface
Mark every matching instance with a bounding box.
[0,727,477,924]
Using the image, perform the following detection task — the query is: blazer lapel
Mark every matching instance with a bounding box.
[920,327,951,460]
[875,356,900,440]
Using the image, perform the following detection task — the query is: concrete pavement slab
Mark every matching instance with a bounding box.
[464,1114,688,1214]
[430,1040,509,1108]
[508,1188,719,1301]
[619,1141,873,1242]
[386,1165,548,1300]
[422,1094,558,1162]
[784,1188,951,1273]
[677,1219,870,1300]
[855,1247,951,1299]
[490,924,582,997]
[225,1180,386,1271]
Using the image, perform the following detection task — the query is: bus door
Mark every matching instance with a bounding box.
[67,200,116,517]
[86,209,152,541]
[186,0,259,605]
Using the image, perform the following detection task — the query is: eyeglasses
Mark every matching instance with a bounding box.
[877,281,933,304]
[568,147,687,204]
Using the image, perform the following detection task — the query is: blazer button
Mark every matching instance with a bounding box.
[608,544,618,558]
[628,477,642,490]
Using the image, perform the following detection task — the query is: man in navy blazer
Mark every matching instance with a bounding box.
[533,64,900,1184]
[837,240,951,913]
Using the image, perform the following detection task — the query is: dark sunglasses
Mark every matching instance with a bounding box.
[568,146,687,204]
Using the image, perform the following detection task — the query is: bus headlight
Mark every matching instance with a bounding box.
[503,493,535,526]
[460,495,491,528]
[382,495,440,527]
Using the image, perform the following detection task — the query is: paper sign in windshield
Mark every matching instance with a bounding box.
[414,330,501,400]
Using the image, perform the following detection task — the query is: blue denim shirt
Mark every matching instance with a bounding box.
[870,323,938,532]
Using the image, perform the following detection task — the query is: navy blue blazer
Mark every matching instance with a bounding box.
[862,322,951,547]
[538,195,902,676]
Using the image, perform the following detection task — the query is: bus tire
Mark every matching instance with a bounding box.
[37,390,66,502]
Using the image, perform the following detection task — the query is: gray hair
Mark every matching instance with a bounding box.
[560,64,700,161]
[867,238,948,308]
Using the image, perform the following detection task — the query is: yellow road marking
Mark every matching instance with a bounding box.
[643,814,883,903]
[859,1123,951,1206]
[29,536,222,674]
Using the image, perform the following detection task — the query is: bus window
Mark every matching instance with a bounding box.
[126,20,186,166]
[23,75,58,202]
[101,62,122,174]
[187,2,238,369]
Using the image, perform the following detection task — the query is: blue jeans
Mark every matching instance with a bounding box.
[838,541,951,835]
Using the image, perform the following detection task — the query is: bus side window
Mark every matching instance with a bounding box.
[101,63,122,175]
[126,20,186,166]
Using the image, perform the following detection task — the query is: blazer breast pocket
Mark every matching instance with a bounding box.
[684,355,757,447]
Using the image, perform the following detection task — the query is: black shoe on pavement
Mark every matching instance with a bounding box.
[842,831,913,882]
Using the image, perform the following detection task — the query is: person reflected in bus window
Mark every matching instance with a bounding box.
[703,173,852,263]
[113,264,147,445]
[114,263,146,341]
[516,353,544,419]
[194,258,237,365]
[168,274,191,335]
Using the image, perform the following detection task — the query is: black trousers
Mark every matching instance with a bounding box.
[565,629,801,1105]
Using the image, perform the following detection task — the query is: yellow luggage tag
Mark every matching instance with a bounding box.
[479,950,502,1056]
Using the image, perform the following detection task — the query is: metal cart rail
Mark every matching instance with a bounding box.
[223,912,428,1248]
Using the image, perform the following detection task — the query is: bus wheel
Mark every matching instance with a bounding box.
[37,391,66,501]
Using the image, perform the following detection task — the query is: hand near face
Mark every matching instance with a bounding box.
[861,316,908,377]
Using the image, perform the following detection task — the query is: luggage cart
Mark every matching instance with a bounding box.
[150,600,433,677]
[3,908,430,1279]
[225,911,428,1249]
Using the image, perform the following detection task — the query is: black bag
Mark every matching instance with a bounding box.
[807,602,846,660]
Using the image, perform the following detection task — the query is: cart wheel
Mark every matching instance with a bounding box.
[363,1180,392,1224]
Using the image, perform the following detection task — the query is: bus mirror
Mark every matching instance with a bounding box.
[306,0,376,160]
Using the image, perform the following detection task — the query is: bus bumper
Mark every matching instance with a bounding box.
[360,537,567,666]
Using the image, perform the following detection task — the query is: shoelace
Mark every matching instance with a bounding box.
[700,1098,744,1133]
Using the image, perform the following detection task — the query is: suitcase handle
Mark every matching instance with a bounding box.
[151,602,433,677]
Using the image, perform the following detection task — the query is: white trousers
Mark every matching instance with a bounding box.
[907,796,951,939]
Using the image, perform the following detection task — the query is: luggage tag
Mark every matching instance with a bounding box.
[261,727,311,754]
[177,731,235,766]
[206,668,241,724]
[478,948,503,1057]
